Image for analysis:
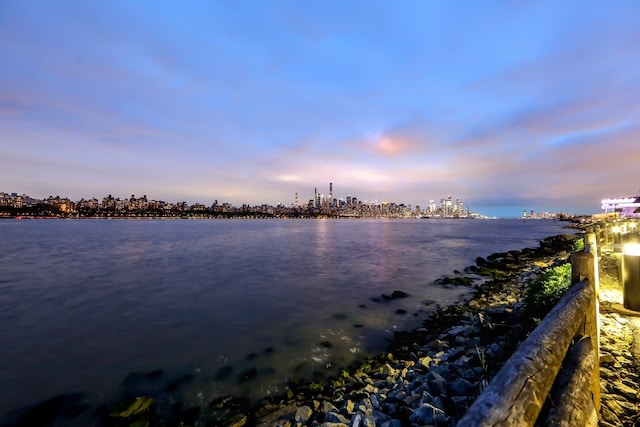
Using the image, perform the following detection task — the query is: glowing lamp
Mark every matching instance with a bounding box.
[623,243,640,311]
[624,244,640,256]
[612,226,623,252]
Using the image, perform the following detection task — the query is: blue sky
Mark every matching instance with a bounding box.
[1,1,639,217]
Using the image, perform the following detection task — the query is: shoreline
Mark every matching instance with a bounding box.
[238,233,580,426]
[2,231,580,426]
[0,214,567,221]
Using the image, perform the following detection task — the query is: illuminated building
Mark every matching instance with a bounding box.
[601,196,640,218]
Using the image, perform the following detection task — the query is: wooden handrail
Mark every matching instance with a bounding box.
[457,234,601,427]
[456,279,594,426]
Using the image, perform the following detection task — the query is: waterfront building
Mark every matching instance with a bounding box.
[428,200,436,216]
[455,199,464,217]
[102,195,116,210]
[601,196,640,218]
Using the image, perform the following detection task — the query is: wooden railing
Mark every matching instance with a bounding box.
[457,235,600,427]
[586,219,640,253]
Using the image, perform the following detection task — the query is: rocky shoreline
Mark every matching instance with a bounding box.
[4,234,584,427]
[245,234,579,427]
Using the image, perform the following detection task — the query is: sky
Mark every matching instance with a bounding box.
[1,1,639,217]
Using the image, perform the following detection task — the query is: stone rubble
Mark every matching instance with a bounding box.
[597,252,640,427]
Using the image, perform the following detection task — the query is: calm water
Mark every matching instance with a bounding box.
[0,218,571,419]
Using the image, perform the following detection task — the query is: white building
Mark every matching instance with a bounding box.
[601,196,640,218]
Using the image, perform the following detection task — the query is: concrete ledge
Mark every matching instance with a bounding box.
[610,303,640,317]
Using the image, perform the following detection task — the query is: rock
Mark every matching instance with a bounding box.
[602,396,624,415]
[360,415,380,427]
[613,381,639,401]
[447,378,475,396]
[391,290,409,299]
[485,343,504,360]
[382,290,409,301]
[599,366,615,379]
[321,401,339,414]
[441,276,474,286]
[324,410,350,424]
[475,256,487,266]
[477,312,493,331]
[600,353,616,366]
[409,403,445,425]
[600,404,622,425]
[255,404,298,425]
[110,396,154,419]
[443,347,465,362]
[370,394,380,409]
[428,378,447,396]
[295,405,313,424]
[444,325,467,337]
[208,396,251,426]
[418,356,432,368]
[342,399,355,414]
[230,414,248,427]
[616,398,638,415]
[604,395,638,415]
[427,339,448,351]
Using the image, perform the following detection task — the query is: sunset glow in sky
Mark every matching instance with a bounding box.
[2,1,639,217]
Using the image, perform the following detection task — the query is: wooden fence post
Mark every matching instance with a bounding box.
[544,336,597,426]
[585,231,600,311]
[571,249,600,412]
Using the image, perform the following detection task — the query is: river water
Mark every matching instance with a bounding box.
[0,218,571,419]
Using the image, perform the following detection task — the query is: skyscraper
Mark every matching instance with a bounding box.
[329,182,333,207]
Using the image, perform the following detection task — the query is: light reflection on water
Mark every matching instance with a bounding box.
[0,218,570,417]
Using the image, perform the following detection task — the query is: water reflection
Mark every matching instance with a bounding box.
[0,219,569,419]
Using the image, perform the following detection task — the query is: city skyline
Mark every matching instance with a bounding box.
[2,2,639,218]
[1,183,576,220]
[1,185,482,218]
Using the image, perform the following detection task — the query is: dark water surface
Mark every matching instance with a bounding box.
[0,218,571,419]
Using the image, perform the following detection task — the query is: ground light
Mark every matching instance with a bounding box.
[613,243,640,315]
[612,226,622,253]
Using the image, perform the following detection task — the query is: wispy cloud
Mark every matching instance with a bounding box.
[1,1,639,215]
